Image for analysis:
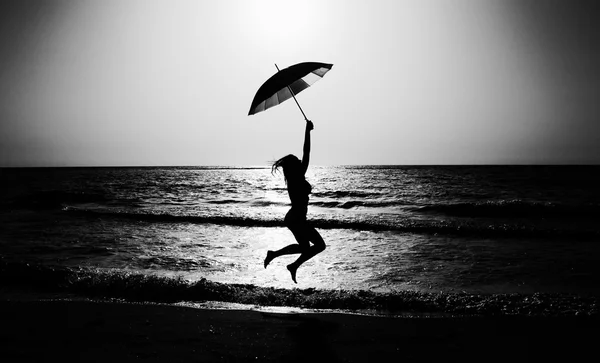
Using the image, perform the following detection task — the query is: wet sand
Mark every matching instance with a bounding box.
[0,300,596,362]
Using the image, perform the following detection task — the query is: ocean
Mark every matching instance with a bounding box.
[1,166,599,316]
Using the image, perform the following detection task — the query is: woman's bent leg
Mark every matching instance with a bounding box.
[264,244,303,268]
[287,227,326,283]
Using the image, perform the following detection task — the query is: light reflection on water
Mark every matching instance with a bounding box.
[2,166,600,296]
[40,218,596,295]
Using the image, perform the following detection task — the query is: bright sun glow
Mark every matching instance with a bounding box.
[2,0,597,166]
[235,0,322,51]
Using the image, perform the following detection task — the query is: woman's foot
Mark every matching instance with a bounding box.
[263,251,275,269]
[287,263,298,283]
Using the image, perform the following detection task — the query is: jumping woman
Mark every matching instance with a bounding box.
[263,120,326,283]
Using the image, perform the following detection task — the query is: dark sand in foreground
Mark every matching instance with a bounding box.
[1,300,596,362]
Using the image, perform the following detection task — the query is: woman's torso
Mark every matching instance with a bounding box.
[284,178,311,227]
[287,178,312,211]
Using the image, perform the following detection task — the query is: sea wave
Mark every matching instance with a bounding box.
[7,189,599,220]
[0,260,596,317]
[415,200,600,218]
[312,191,381,199]
[211,197,600,217]
[311,200,398,209]
[2,190,110,210]
[61,207,599,240]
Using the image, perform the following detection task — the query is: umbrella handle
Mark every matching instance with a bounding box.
[275,64,310,123]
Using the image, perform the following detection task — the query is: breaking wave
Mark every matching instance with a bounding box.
[61,207,599,240]
[416,200,600,218]
[0,260,596,317]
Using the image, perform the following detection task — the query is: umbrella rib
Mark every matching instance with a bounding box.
[249,62,333,118]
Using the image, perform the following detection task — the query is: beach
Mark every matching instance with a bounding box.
[2,0,598,360]
[2,166,599,361]
[1,297,597,363]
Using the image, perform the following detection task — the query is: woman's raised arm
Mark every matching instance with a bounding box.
[301,120,313,175]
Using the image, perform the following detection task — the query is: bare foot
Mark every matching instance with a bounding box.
[287,263,298,283]
[264,251,275,269]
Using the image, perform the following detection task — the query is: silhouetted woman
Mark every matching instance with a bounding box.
[264,120,326,283]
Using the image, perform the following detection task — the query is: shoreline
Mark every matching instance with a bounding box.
[1,298,597,362]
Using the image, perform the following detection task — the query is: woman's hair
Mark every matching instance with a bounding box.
[271,154,301,184]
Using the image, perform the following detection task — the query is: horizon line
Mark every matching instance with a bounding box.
[2,163,600,168]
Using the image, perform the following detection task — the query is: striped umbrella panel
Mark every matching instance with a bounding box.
[249,63,333,115]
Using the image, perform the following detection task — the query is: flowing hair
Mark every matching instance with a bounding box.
[271,154,301,184]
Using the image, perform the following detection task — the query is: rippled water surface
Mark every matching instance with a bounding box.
[1,166,599,298]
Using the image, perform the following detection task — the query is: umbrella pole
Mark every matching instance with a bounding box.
[275,64,309,122]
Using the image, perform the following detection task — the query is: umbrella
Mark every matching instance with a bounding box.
[248,62,333,121]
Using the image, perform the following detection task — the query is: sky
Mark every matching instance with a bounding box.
[0,0,598,166]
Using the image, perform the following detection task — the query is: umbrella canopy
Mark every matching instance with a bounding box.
[248,62,333,117]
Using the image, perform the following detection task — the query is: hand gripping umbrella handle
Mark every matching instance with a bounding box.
[275,64,310,123]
